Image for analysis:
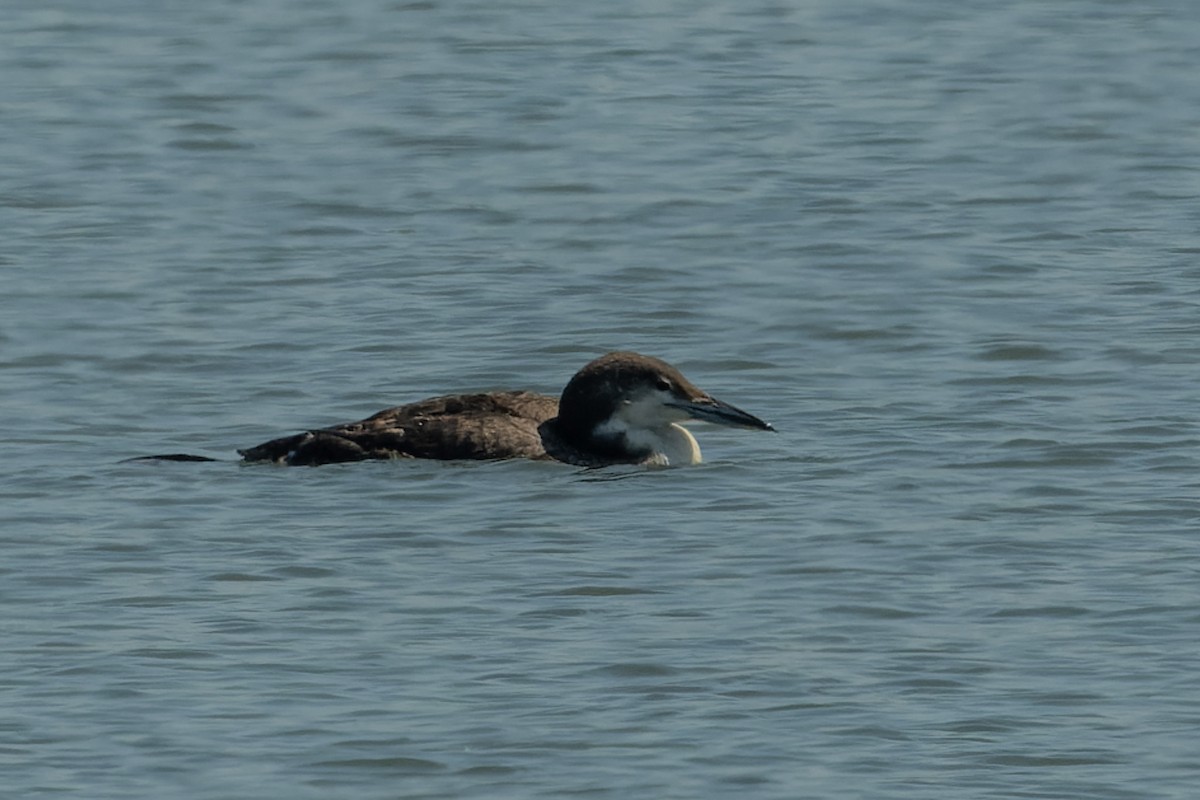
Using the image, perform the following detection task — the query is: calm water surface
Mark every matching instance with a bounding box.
[3,1,1199,798]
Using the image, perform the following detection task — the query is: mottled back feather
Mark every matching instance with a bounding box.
[238,391,561,465]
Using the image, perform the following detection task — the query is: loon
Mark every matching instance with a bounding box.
[145,352,775,467]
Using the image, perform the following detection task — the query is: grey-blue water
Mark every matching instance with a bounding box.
[3,1,1198,797]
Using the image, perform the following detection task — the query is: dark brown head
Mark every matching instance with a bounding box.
[554,351,774,462]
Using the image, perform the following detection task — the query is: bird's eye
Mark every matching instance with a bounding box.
[655,377,672,392]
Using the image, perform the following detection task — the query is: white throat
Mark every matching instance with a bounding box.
[594,417,702,466]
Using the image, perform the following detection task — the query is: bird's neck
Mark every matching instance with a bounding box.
[592,418,702,466]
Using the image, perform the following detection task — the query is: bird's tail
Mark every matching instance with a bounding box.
[121,453,223,463]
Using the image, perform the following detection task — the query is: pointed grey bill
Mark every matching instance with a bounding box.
[669,397,775,431]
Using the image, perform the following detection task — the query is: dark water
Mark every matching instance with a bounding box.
[3,1,1199,798]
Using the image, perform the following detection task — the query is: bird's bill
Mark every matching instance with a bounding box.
[669,396,775,431]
